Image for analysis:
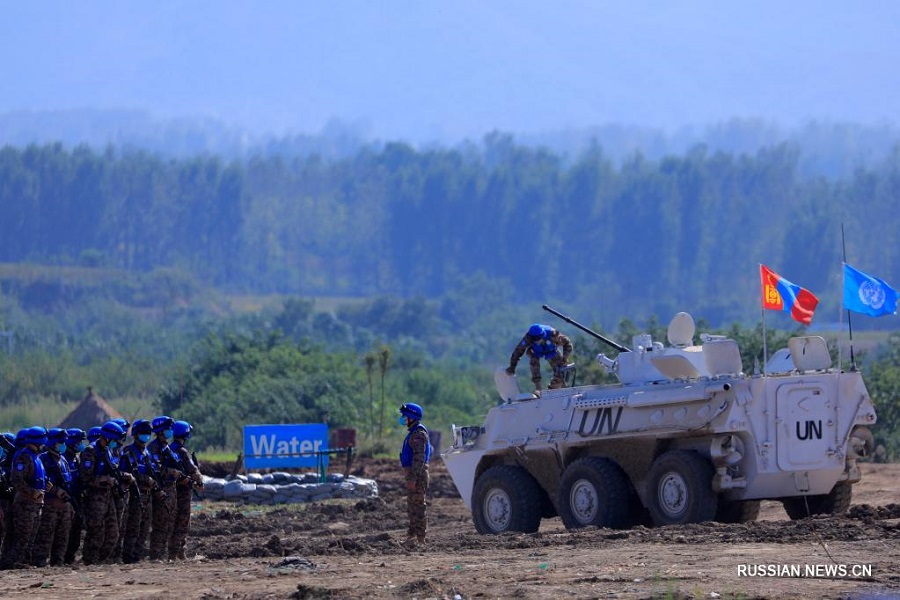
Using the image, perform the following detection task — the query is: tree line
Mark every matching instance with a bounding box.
[2,138,900,329]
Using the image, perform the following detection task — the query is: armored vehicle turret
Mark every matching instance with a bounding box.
[442,308,877,533]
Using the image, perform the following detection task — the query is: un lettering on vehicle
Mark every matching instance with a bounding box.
[576,406,624,437]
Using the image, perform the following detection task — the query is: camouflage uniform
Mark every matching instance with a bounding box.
[79,443,122,565]
[0,451,12,562]
[111,446,129,562]
[147,437,178,560]
[119,442,157,563]
[62,446,84,564]
[1,446,45,568]
[31,450,74,566]
[400,423,431,544]
[168,441,202,560]
[508,327,573,391]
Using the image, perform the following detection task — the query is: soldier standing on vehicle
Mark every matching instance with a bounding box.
[79,421,131,565]
[506,324,573,393]
[62,428,86,565]
[120,419,160,563]
[147,416,178,561]
[1,426,48,569]
[168,420,202,560]
[32,428,75,567]
[398,403,432,549]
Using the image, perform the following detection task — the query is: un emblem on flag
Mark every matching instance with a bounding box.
[859,281,886,310]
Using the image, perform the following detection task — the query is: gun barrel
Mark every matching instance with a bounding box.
[542,305,630,353]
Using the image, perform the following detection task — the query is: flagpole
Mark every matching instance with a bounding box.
[759,263,768,374]
[841,225,857,371]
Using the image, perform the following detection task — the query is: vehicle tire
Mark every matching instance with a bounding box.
[715,498,761,523]
[646,450,718,526]
[558,456,631,530]
[782,482,853,520]
[471,465,543,534]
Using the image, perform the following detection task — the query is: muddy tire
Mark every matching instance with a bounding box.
[715,499,761,523]
[646,450,718,526]
[782,482,853,520]
[472,465,543,534]
[558,457,631,530]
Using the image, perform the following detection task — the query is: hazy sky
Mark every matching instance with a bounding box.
[2,1,898,142]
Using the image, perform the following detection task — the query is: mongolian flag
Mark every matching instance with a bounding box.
[760,264,819,325]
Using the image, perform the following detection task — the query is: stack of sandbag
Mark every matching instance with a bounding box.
[201,472,378,505]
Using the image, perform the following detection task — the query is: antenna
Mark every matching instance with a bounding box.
[841,224,857,371]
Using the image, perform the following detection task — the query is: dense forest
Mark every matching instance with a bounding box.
[2,136,900,329]
[1,133,899,459]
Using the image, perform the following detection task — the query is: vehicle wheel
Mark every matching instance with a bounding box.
[471,465,543,534]
[646,450,718,526]
[715,498,761,523]
[782,482,853,520]
[558,456,631,530]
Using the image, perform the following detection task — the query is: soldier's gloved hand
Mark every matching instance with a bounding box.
[505,366,516,376]
[57,488,70,502]
[154,488,168,501]
[123,472,136,486]
[190,472,203,485]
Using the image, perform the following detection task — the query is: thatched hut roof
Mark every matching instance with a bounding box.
[57,387,124,430]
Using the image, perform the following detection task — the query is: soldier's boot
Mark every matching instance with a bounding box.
[401,536,418,549]
[416,535,426,545]
[549,376,565,389]
[176,548,186,560]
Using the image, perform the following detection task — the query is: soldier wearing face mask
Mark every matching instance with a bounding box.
[79,421,132,565]
[147,416,178,561]
[1,426,49,569]
[62,428,87,565]
[120,419,164,563]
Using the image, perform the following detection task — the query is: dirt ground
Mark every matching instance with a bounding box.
[3,458,899,599]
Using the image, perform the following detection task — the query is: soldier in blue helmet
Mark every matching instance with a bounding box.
[0,432,16,565]
[62,428,87,565]
[119,419,162,563]
[0,426,48,569]
[147,416,178,561]
[32,429,75,566]
[506,323,573,393]
[168,420,203,560]
[398,403,433,549]
[79,421,133,565]
[109,418,130,562]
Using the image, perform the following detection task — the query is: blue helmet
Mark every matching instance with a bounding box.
[111,418,130,434]
[528,324,547,338]
[100,421,125,442]
[15,428,29,447]
[66,428,87,445]
[46,428,68,445]
[25,426,48,447]
[399,402,423,421]
[131,419,152,436]
[87,426,103,443]
[172,420,192,439]
[151,416,175,434]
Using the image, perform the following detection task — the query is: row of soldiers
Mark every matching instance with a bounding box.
[0,415,204,569]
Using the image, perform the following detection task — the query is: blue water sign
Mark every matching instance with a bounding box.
[243,424,328,469]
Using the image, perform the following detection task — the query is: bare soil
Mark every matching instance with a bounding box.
[3,459,899,599]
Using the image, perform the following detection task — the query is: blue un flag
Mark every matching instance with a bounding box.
[843,263,899,317]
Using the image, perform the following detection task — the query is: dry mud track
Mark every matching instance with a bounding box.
[3,461,899,599]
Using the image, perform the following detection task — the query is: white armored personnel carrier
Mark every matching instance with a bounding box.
[442,306,877,533]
